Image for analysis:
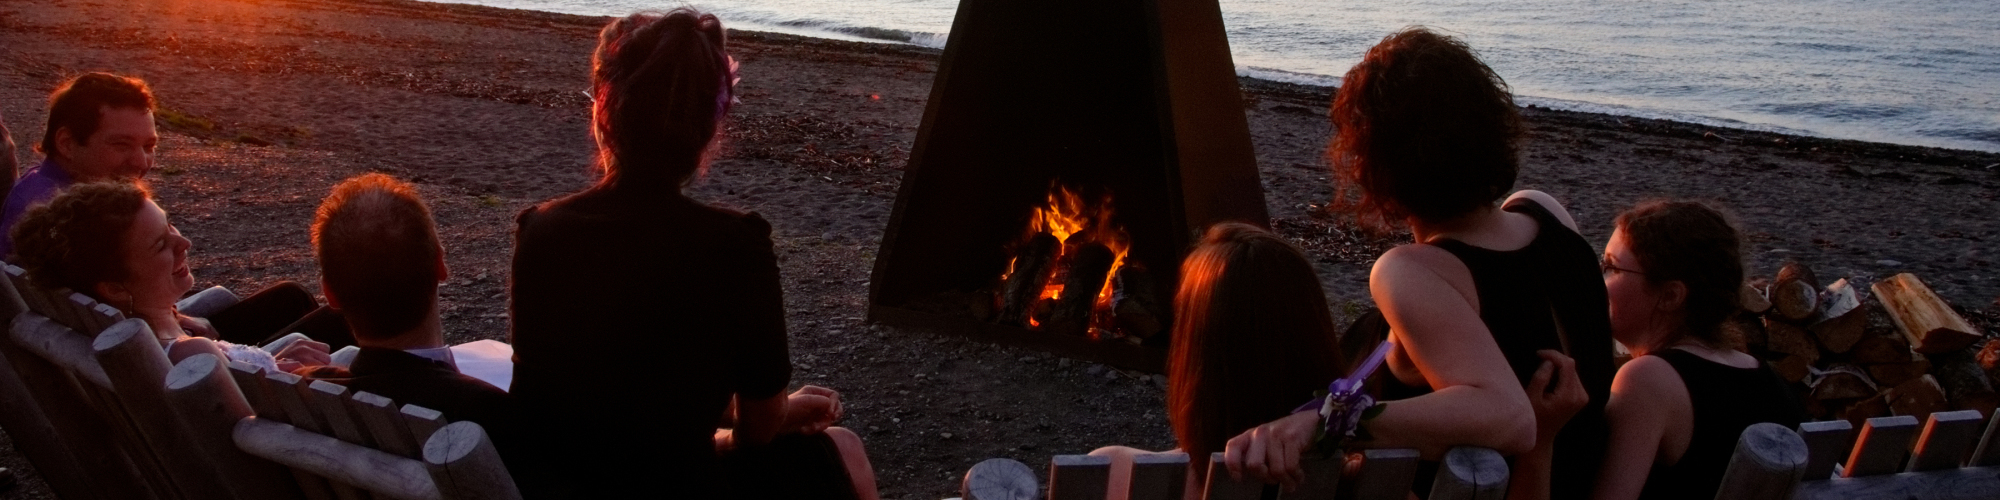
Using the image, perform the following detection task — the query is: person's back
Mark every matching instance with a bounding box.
[1636,349,1801,499]
[510,187,790,495]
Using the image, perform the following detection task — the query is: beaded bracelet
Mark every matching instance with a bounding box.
[1294,340,1393,450]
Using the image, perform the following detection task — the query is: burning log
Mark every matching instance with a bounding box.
[1885,374,1949,422]
[1810,365,1877,402]
[1771,262,1821,322]
[1046,242,1116,335]
[999,232,1060,326]
[1872,273,1982,354]
[1932,350,1999,418]
[1742,281,1773,315]
[1111,266,1163,339]
[1808,279,1868,353]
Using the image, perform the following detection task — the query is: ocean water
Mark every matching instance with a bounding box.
[437,0,2000,153]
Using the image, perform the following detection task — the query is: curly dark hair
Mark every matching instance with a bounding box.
[10,182,152,297]
[1327,27,1522,228]
[1616,200,1744,345]
[590,8,732,189]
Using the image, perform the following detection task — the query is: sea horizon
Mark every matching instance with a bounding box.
[423,0,2000,154]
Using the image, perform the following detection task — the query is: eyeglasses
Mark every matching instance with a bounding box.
[1600,258,1646,277]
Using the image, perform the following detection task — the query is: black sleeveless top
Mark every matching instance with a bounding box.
[1639,349,1806,500]
[1380,197,1615,500]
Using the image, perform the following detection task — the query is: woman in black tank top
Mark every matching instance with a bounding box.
[1218,28,1611,500]
[1582,200,1805,499]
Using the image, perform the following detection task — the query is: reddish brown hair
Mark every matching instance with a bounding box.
[40,73,155,160]
[1328,27,1522,228]
[312,173,442,339]
[11,181,152,296]
[1168,223,1346,476]
[1615,200,1744,345]
[590,8,731,189]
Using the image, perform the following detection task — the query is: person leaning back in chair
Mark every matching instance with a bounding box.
[1,73,158,258]
[294,173,521,476]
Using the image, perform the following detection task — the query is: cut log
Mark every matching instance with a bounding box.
[1865,353,1931,388]
[1772,262,1821,322]
[1765,317,1819,358]
[1885,374,1949,422]
[1731,313,1767,354]
[1849,333,1914,365]
[1046,242,1115,335]
[1871,273,1982,354]
[999,232,1060,326]
[1838,395,1890,429]
[1933,350,2000,418]
[1808,279,1868,353]
[1110,266,1163,338]
[1742,282,1773,315]
[1771,355,1814,384]
[1811,365,1878,402]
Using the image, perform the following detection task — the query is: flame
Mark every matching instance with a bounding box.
[1004,184,1130,334]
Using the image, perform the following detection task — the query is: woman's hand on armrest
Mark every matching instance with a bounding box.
[784,385,844,434]
[727,385,846,452]
[1221,411,1318,490]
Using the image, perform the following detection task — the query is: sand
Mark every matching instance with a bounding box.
[0,0,1996,497]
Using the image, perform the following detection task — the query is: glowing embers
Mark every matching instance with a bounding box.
[996,184,1163,342]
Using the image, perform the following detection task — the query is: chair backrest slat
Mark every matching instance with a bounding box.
[1351,448,1421,500]
[306,381,378,449]
[1907,410,1983,471]
[1844,416,1920,477]
[1127,453,1189,500]
[5,265,55,320]
[95,318,239,500]
[4,311,154,498]
[262,371,371,500]
[1200,452,1262,500]
[1972,411,2000,467]
[234,418,442,500]
[1797,420,1855,480]
[1048,454,1112,500]
[350,391,423,459]
[165,353,306,500]
[1429,447,1509,500]
[1275,455,1342,500]
[403,405,448,448]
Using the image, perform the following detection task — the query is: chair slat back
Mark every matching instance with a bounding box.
[1273,454,1343,500]
[1198,452,1261,500]
[10,312,174,499]
[306,381,379,450]
[1048,454,1112,500]
[402,405,448,450]
[1973,411,2000,467]
[261,371,372,500]
[1797,420,1855,480]
[0,263,151,500]
[1429,447,1508,500]
[1844,416,1920,477]
[164,353,308,500]
[5,265,54,320]
[350,392,424,458]
[66,291,120,335]
[95,319,243,500]
[1907,410,1983,471]
[1351,448,1422,500]
[1127,453,1188,500]
[233,417,442,500]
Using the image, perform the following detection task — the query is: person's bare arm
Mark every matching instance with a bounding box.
[1592,356,1683,500]
[717,386,844,453]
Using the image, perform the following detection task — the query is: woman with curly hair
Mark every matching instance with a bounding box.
[10,182,341,370]
[1222,27,1612,500]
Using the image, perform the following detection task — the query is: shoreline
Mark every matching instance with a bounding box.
[1,0,1996,498]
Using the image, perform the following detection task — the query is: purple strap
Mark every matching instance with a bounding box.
[1295,340,1394,444]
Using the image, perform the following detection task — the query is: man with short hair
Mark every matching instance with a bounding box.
[0,73,159,257]
[300,173,515,468]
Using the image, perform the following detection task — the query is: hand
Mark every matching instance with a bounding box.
[783,385,843,434]
[176,314,219,340]
[1526,349,1587,446]
[273,340,332,373]
[1222,411,1318,490]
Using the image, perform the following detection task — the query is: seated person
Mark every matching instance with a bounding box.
[10,182,331,370]
[1535,200,1805,499]
[2,73,156,257]
[1088,223,1347,499]
[1222,28,1613,500]
[295,173,518,470]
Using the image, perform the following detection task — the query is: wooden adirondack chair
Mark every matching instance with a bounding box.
[1716,411,2000,500]
[960,446,1508,500]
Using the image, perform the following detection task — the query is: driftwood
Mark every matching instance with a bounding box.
[1885,375,1950,422]
[1872,273,1982,354]
[1931,350,1999,418]
[1772,262,1822,322]
[1047,242,1115,335]
[999,232,1060,326]
[1809,279,1868,353]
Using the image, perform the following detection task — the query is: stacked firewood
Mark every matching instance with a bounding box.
[1735,262,1995,426]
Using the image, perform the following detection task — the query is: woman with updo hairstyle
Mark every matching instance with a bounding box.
[1087,223,1346,499]
[1222,27,1612,500]
[1576,200,1803,499]
[508,8,874,499]
[11,182,337,371]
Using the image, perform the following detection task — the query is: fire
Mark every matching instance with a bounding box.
[1000,184,1130,337]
